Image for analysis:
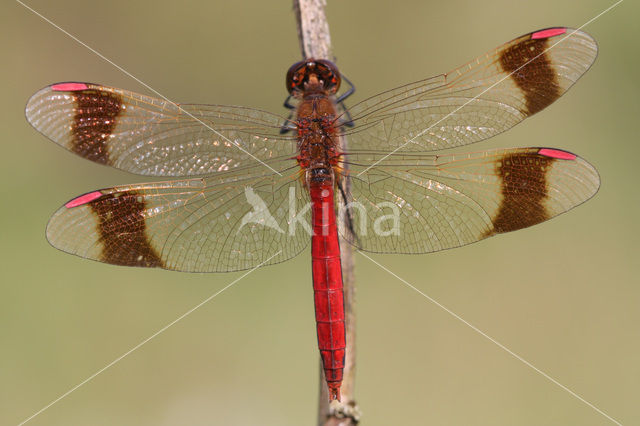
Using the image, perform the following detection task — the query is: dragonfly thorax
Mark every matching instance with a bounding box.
[296,112,341,180]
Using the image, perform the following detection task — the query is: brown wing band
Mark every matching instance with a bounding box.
[499,36,561,115]
[89,192,165,268]
[71,89,123,165]
[486,152,555,236]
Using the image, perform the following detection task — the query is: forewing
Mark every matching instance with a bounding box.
[342,28,597,151]
[46,160,311,272]
[339,148,599,253]
[25,82,296,176]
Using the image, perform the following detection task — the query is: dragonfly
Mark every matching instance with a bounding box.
[26,27,599,401]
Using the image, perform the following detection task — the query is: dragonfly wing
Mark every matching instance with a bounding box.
[46,160,310,272]
[25,83,296,176]
[342,28,597,151]
[339,148,599,253]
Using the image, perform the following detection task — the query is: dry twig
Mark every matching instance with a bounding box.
[292,1,359,424]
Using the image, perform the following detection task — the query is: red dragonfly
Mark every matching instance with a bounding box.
[26,27,599,401]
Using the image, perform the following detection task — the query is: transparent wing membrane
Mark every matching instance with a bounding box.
[28,27,599,270]
[340,28,597,152]
[339,148,599,253]
[26,83,295,177]
[47,160,309,272]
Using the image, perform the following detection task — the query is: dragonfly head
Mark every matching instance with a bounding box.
[286,59,341,97]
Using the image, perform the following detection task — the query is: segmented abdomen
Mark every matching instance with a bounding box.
[310,182,346,401]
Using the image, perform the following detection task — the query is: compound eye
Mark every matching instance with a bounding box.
[286,60,306,94]
[285,59,342,95]
[316,59,341,94]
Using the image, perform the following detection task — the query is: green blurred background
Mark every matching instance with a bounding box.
[1,0,638,424]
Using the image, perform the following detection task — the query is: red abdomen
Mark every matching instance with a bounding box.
[310,182,346,401]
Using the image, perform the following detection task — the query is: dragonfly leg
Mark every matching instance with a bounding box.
[337,179,361,246]
[337,74,355,128]
[280,95,296,134]
[337,74,355,104]
[283,94,296,110]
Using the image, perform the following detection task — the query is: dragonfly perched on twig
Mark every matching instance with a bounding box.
[26,27,599,400]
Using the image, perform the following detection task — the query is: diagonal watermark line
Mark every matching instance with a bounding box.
[17,250,282,426]
[356,0,624,177]
[16,0,283,176]
[357,251,622,425]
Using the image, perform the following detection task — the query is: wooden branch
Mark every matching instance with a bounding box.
[293,0,333,60]
[292,1,360,424]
